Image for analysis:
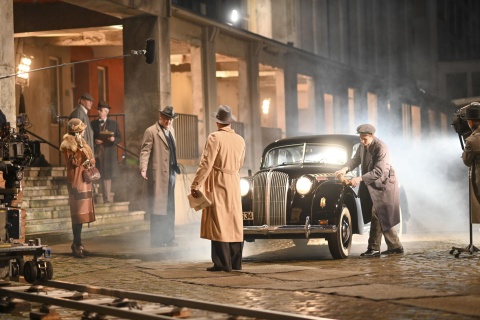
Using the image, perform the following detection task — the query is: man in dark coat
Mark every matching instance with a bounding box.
[335,124,403,257]
[91,101,122,203]
[461,102,480,225]
[70,93,95,150]
[139,106,180,247]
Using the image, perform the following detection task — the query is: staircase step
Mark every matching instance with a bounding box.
[24,167,66,178]
[26,210,146,233]
[25,202,133,220]
[26,220,149,245]
[22,185,68,197]
[21,167,143,242]
[23,176,67,187]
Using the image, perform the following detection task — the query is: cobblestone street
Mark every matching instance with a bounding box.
[25,224,479,320]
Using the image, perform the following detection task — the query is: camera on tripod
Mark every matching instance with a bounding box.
[452,104,473,141]
[0,113,40,168]
[0,113,40,191]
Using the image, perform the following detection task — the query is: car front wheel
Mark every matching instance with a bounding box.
[327,206,352,259]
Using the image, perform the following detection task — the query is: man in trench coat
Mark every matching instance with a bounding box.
[461,102,480,225]
[335,124,403,257]
[139,106,180,247]
[190,105,246,272]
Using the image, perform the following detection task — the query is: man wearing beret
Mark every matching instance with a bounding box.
[335,124,403,257]
[70,93,95,150]
[461,102,480,226]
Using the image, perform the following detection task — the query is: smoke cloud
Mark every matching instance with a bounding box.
[386,133,470,233]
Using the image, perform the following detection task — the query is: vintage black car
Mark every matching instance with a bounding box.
[240,134,409,259]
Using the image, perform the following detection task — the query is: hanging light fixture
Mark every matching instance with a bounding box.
[16,56,33,86]
[262,98,271,115]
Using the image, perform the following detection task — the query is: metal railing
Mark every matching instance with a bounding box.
[50,115,280,165]
[174,113,198,159]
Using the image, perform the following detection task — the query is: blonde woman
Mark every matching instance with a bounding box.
[60,118,96,258]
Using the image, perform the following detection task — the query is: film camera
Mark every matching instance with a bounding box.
[451,102,480,144]
[0,113,40,239]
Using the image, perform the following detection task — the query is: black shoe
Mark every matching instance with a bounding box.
[360,249,380,257]
[206,266,224,272]
[71,244,84,258]
[381,247,404,255]
[79,245,90,256]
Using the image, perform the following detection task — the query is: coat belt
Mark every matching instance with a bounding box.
[213,166,237,175]
[72,189,94,200]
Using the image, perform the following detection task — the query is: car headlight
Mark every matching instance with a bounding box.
[240,178,250,197]
[296,175,313,195]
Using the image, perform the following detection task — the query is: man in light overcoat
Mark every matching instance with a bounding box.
[335,124,403,257]
[191,105,246,272]
[140,106,180,247]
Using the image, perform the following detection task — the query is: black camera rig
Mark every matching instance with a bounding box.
[451,104,472,144]
[0,114,41,210]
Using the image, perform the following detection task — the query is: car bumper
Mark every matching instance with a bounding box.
[243,224,337,236]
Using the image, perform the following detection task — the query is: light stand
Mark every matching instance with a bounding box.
[449,130,480,258]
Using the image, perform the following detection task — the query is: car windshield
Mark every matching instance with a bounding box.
[263,143,348,168]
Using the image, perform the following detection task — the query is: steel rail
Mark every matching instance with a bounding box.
[33,280,319,320]
[0,286,174,320]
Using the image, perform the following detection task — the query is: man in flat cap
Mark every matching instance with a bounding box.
[190,105,246,272]
[461,102,480,226]
[335,124,403,257]
[139,106,180,247]
[70,93,95,150]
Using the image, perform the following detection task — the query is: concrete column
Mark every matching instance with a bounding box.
[238,42,262,172]
[202,26,218,135]
[284,54,298,137]
[314,78,325,134]
[248,0,272,38]
[0,0,16,124]
[333,90,349,133]
[376,94,390,136]
[190,46,205,155]
[123,3,170,154]
[354,89,368,126]
[275,70,286,137]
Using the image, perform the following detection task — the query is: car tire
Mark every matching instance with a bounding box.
[327,206,352,259]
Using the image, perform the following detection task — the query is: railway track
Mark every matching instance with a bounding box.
[0,279,322,320]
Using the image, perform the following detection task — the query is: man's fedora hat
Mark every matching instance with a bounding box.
[159,106,179,119]
[97,101,111,110]
[461,102,480,120]
[356,124,376,134]
[80,93,94,102]
[210,105,237,124]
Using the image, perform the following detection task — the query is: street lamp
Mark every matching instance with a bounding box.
[16,55,33,114]
[16,56,32,87]
[262,98,270,115]
[230,9,240,23]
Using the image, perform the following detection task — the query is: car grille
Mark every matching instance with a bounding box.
[252,171,289,226]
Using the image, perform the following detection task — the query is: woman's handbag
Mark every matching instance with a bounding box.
[83,164,101,183]
[81,148,101,183]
